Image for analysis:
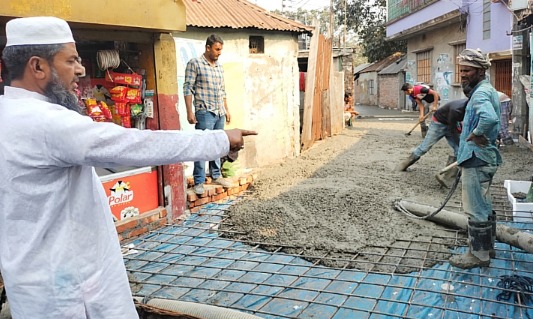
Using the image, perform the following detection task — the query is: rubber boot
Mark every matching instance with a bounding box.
[489,211,497,258]
[449,219,492,269]
[435,156,459,188]
[396,153,420,171]
[421,123,428,138]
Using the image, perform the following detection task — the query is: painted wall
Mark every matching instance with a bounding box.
[405,23,465,103]
[174,29,301,173]
[354,72,378,106]
[465,1,513,53]
[387,0,462,38]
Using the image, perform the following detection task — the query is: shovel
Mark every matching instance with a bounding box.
[435,161,459,188]
[405,111,433,136]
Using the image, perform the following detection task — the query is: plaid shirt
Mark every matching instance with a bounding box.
[183,54,226,116]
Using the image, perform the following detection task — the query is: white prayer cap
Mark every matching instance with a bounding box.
[5,16,75,47]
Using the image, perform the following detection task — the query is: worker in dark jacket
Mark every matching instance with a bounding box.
[397,85,473,180]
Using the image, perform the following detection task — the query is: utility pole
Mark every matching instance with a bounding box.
[343,0,347,49]
[329,0,334,39]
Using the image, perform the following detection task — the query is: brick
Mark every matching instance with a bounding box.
[195,197,209,206]
[211,193,228,202]
[207,187,217,196]
[228,187,239,195]
[142,213,160,225]
[159,209,167,219]
[246,175,253,183]
[115,219,139,234]
[239,177,247,185]
[186,176,194,187]
[129,226,149,238]
[187,191,197,202]
[187,201,195,208]
[215,186,225,194]
[118,234,124,242]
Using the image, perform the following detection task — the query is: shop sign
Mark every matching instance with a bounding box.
[102,169,159,220]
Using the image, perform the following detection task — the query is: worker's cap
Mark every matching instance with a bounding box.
[5,16,75,47]
[457,48,491,69]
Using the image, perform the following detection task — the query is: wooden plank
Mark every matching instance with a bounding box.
[518,135,533,152]
[301,24,320,151]
[331,71,345,134]
[322,38,333,138]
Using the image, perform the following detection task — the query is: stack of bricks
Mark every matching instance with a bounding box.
[186,173,256,213]
[115,208,167,242]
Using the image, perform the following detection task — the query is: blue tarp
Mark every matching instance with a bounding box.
[126,201,533,319]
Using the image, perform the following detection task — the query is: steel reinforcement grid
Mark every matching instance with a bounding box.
[125,185,533,319]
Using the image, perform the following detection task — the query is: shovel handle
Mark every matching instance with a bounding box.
[405,111,434,135]
[438,161,458,174]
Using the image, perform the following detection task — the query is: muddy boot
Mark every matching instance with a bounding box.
[501,136,514,145]
[421,123,428,138]
[449,219,492,269]
[396,153,420,171]
[489,211,497,258]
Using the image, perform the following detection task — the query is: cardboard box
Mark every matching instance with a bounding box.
[503,180,533,223]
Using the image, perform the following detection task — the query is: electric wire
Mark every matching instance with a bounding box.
[96,50,121,71]
[496,275,533,319]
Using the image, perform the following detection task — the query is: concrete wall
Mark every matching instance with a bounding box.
[173,28,301,172]
[405,23,466,103]
[354,71,378,106]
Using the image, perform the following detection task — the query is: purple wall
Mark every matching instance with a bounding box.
[387,0,512,53]
[387,0,463,38]
[465,1,513,52]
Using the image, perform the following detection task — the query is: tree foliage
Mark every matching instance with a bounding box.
[335,0,406,62]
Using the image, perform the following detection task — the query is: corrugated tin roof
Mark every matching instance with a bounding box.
[378,55,407,75]
[360,52,404,73]
[183,0,313,34]
[354,62,373,74]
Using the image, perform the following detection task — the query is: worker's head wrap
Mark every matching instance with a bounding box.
[5,16,74,47]
[457,48,491,69]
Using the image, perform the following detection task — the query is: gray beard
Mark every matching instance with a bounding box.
[44,69,81,113]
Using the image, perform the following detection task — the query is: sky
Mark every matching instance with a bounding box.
[252,0,329,12]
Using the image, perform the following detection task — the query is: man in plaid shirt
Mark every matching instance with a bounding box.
[184,34,233,195]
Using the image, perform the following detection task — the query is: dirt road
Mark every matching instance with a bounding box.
[222,116,533,273]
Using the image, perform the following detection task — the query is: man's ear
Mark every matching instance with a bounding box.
[27,56,49,80]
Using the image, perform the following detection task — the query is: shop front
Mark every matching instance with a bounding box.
[0,0,188,221]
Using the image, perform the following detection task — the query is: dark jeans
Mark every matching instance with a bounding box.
[193,110,226,185]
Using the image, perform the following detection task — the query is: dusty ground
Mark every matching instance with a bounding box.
[221,117,533,273]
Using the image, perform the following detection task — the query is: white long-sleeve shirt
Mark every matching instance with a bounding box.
[0,86,229,318]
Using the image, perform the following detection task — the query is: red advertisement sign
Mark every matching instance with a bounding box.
[101,168,159,221]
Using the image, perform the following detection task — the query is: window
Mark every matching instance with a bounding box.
[454,43,466,84]
[368,79,375,95]
[483,0,491,40]
[249,36,264,54]
[416,50,432,84]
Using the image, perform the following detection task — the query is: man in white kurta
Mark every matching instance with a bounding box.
[0,17,255,318]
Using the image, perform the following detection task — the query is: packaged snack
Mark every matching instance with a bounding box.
[130,104,143,117]
[109,86,129,102]
[125,88,141,104]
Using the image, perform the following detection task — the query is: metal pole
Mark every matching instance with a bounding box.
[329,0,334,39]
[343,0,347,48]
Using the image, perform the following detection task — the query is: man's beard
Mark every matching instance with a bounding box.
[44,69,80,113]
